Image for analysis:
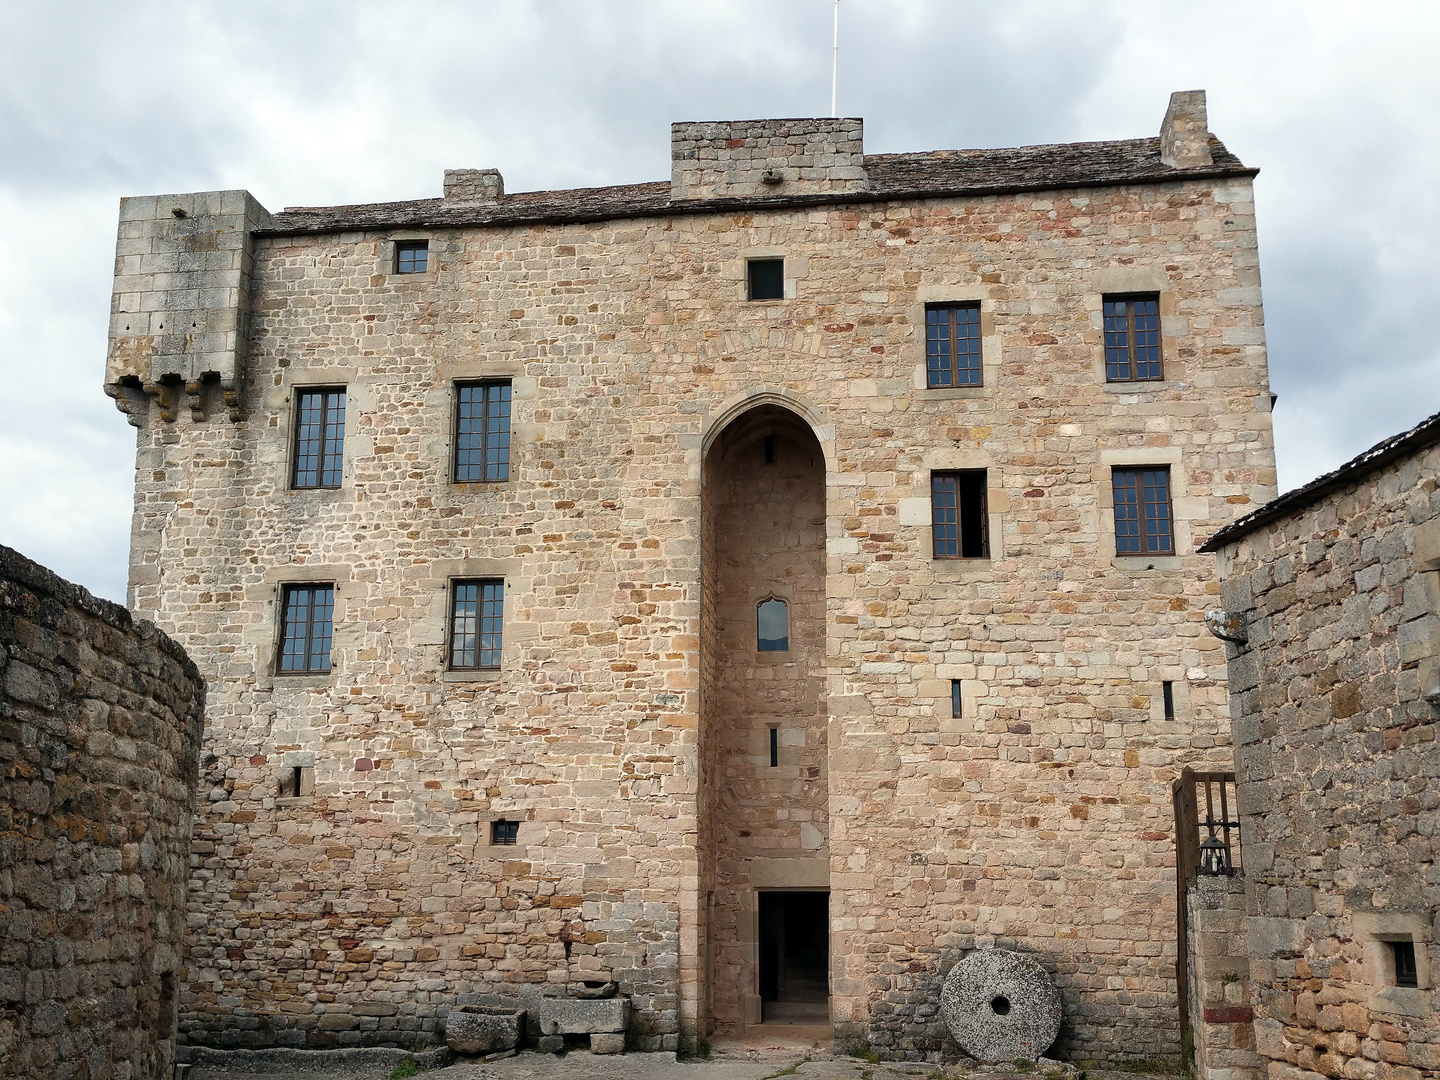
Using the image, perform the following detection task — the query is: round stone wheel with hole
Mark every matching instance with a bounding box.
[940,948,1062,1061]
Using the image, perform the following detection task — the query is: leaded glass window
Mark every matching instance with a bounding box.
[454,382,511,483]
[278,584,335,674]
[926,303,983,387]
[450,579,504,670]
[291,389,345,489]
[1103,294,1163,381]
[1112,467,1174,555]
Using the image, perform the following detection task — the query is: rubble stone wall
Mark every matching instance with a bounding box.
[118,164,1274,1060]
[1186,874,1261,1080]
[1213,441,1439,1080]
[0,544,205,1079]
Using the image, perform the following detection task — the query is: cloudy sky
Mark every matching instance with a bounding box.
[1,1,1437,604]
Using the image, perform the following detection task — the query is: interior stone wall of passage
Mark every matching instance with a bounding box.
[701,407,828,1033]
[0,543,205,1080]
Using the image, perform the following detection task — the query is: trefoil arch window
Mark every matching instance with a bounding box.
[757,596,789,652]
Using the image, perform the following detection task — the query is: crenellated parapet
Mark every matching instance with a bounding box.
[104,189,272,425]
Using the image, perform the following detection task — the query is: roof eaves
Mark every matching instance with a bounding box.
[1198,407,1440,553]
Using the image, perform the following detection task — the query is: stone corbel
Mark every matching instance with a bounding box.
[1205,610,1248,644]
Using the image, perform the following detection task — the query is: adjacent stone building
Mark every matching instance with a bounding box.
[0,544,206,1078]
[1202,410,1440,1080]
[102,91,1278,1060]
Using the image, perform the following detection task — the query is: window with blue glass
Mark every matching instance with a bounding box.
[1112,467,1174,555]
[931,471,989,559]
[1104,294,1163,382]
[757,597,788,652]
[277,584,335,674]
[450,579,504,670]
[395,240,428,274]
[925,303,982,388]
[454,381,511,483]
[291,388,345,489]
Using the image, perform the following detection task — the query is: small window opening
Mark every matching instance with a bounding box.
[757,597,788,652]
[1162,681,1175,720]
[1392,940,1418,988]
[491,819,519,846]
[769,727,779,768]
[290,767,303,797]
[763,434,775,463]
[951,680,963,719]
[932,471,989,559]
[395,240,428,274]
[748,258,784,301]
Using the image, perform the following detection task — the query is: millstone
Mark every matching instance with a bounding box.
[940,949,1061,1061]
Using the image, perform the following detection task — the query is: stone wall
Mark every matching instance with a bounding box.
[1186,874,1261,1080]
[110,114,1275,1061]
[0,544,205,1078]
[1211,437,1439,1080]
[671,118,868,201]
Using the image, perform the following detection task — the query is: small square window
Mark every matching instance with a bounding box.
[491,819,519,845]
[1104,293,1162,382]
[395,241,428,275]
[291,388,345,489]
[450,579,504,670]
[932,471,989,559]
[748,258,784,301]
[926,303,983,387]
[278,584,335,674]
[1112,467,1175,556]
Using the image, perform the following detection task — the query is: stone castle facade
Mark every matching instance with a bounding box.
[102,91,1278,1060]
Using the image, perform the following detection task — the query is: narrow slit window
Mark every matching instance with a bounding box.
[291,388,346,489]
[748,258,784,301]
[1162,681,1175,720]
[932,471,989,559]
[769,727,779,768]
[277,584,335,674]
[395,240,428,274]
[1112,467,1175,556]
[290,767,303,797]
[1392,940,1418,988]
[454,381,511,483]
[757,597,788,652]
[951,680,963,718]
[1104,293,1163,382]
[450,579,504,670]
[491,819,519,846]
[926,303,983,387]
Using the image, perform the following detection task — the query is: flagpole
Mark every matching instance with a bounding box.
[831,0,839,117]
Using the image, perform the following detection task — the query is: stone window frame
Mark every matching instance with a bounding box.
[270,370,368,502]
[433,361,533,491]
[394,239,429,276]
[417,557,526,682]
[929,469,990,560]
[276,750,316,806]
[909,285,1000,401]
[1097,447,1204,571]
[897,449,1005,577]
[929,673,987,732]
[1351,912,1433,1017]
[289,387,346,490]
[448,577,505,672]
[379,232,437,283]
[478,808,535,856]
[746,585,797,667]
[732,247,806,302]
[252,563,355,686]
[1110,465,1177,558]
[1089,267,1181,391]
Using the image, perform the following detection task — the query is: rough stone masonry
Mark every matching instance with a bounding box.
[102,91,1277,1061]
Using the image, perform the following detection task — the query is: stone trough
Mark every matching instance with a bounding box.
[446,1005,526,1057]
[531,996,631,1055]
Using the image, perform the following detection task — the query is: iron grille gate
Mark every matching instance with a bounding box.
[1172,769,1241,1062]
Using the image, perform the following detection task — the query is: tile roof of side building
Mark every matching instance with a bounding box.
[1199,407,1440,552]
[260,134,1254,236]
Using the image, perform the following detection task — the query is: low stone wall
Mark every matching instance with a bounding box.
[0,544,205,1079]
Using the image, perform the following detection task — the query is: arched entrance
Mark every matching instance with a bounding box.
[699,403,829,1035]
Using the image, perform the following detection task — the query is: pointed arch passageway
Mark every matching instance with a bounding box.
[699,403,830,1035]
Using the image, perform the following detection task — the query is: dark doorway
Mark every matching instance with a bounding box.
[758,891,829,1023]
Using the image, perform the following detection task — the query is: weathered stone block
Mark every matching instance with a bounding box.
[532,996,630,1035]
[446,1006,524,1055]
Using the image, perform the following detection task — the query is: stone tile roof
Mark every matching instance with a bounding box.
[1199,406,1440,552]
[261,135,1253,235]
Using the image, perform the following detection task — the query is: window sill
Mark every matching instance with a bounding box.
[1111,556,1183,572]
[1101,380,1168,393]
[443,668,503,683]
[479,843,532,857]
[275,796,316,808]
[386,270,437,284]
[752,652,800,666]
[284,486,348,501]
[271,673,335,688]
[450,481,510,493]
[929,558,993,578]
[916,385,988,400]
